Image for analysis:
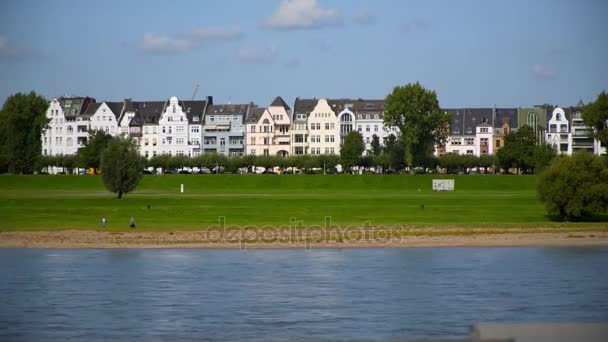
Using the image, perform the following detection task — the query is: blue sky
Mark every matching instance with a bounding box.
[1,0,607,108]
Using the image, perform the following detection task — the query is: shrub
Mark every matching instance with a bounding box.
[537,152,608,220]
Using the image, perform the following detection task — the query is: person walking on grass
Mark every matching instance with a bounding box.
[129,216,136,229]
[101,216,107,229]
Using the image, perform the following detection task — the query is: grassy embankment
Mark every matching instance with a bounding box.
[0,174,606,233]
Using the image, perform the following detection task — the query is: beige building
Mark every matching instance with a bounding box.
[245,97,291,156]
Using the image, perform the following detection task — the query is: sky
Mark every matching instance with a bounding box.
[1,0,607,108]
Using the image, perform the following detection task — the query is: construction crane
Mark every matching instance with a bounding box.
[191,84,200,100]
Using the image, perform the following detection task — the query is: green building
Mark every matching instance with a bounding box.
[518,107,547,143]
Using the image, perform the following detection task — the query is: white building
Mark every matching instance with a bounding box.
[42,97,96,156]
[546,107,572,155]
[88,101,123,135]
[308,99,340,155]
[157,96,207,157]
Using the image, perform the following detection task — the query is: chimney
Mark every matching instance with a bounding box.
[207,96,213,105]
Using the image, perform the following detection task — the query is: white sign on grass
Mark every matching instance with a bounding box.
[432,179,454,191]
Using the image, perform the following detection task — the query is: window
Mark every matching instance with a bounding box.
[374,125,378,132]
[325,123,330,130]
[172,105,176,114]
[176,126,185,133]
[496,140,501,148]
[365,137,370,144]
[250,149,256,155]
[466,150,474,155]
[358,125,362,132]
[153,139,157,146]
[176,137,185,145]
[145,151,149,158]
[251,137,256,145]
[366,125,370,132]
[191,126,200,133]
[220,138,225,146]
[465,138,475,145]
[451,138,462,145]
[556,113,561,121]
[480,127,489,133]
[480,138,489,146]
[325,135,330,143]
[250,126,256,133]
[263,137,269,145]
[263,149,269,156]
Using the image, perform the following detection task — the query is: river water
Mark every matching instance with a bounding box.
[1,247,607,341]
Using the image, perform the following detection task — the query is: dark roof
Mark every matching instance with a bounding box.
[443,108,493,136]
[106,102,124,120]
[495,108,518,129]
[293,98,318,119]
[83,102,102,115]
[246,107,266,124]
[180,100,207,124]
[352,99,385,113]
[206,104,249,116]
[269,96,290,110]
[128,100,166,126]
[59,97,96,117]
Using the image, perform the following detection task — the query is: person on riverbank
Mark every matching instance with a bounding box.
[101,216,107,229]
[129,216,135,229]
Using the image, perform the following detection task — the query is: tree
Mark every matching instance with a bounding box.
[581,90,608,148]
[478,154,496,173]
[438,152,462,174]
[537,152,608,220]
[533,144,557,172]
[100,136,144,199]
[340,131,365,172]
[383,82,451,167]
[370,134,382,156]
[78,130,113,169]
[383,134,405,171]
[496,125,537,173]
[0,92,49,174]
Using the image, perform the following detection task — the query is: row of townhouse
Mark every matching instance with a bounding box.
[436,104,606,157]
[42,95,606,160]
[43,95,252,158]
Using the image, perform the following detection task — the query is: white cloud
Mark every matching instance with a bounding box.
[141,26,242,54]
[237,46,279,63]
[353,9,375,25]
[264,0,339,29]
[531,64,556,78]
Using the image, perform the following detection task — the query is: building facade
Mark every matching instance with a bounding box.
[42,97,96,156]
[245,97,291,156]
[203,103,248,155]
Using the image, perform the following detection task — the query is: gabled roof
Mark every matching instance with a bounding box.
[270,96,290,110]
[246,107,266,124]
[180,100,207,124]
[83,102,102,115]
[106,102,124,120]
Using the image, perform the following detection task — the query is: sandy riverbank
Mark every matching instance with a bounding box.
[1,229,608,249]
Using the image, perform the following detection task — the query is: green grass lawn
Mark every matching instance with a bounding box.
[0,174,605,232]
